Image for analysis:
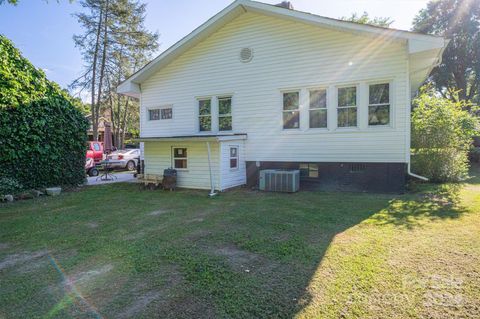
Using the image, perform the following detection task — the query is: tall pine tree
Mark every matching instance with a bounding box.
[71,0,158,142]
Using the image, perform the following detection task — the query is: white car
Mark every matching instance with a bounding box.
[106,149,140,171]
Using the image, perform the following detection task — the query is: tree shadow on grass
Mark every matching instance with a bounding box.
[171,183,472,318]
[368,183,468,229]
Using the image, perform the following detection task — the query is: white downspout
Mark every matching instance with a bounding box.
[406,43,437,182]
[407,164,429,181]
[206,141,218,197]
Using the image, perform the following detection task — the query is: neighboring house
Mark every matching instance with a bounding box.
[86,113,110,142]
[86,109,131,146]
[118,0,448,192]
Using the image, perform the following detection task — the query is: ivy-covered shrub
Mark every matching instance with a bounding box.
[0,35,88,190]
[0,177,23,195]
[411,91,478,182]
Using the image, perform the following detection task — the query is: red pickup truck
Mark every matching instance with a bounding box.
[86,141,104,163]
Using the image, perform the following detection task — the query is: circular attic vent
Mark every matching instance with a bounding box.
[239,47,253,63]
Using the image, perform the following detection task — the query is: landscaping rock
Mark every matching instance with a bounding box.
[4,195,14,202]
[31,190,45,197]
[45,187,62,196]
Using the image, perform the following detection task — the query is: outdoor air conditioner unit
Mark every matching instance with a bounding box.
[259,169,300,193]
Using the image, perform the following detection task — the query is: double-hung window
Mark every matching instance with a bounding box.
[283,91,300,129]
[198,99,211,131]
[218,97,232,131]
[173,148,187,169]
[337,86,357,128]
[309,89,327,128]
[229,146,238,169]
[368,83,390,126]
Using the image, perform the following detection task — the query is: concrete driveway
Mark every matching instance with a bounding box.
[87,172,137,186]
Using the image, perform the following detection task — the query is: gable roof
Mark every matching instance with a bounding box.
[118,0,448,97]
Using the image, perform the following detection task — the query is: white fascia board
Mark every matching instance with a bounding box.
[244,0,444,42]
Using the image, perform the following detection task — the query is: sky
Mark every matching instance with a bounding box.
[0,0,430,96]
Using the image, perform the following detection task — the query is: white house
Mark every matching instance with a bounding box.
[118,0,448,193]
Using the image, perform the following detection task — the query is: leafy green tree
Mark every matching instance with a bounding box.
[413,0,480,103]
[341,12,394,28]
[411,88,478,182]
[0,36,88,191]
[0,0,18,4]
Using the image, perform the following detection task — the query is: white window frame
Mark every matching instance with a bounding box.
[308,88,328,129]
[368,82,392,127]
[197,98,212,132]
[148,108,160,121]
[336,85,358,129]
[282,90,301,130]
[148,105,173,121]
[218,96,233,132]
[172,147,188,170]
[229,146,239,170]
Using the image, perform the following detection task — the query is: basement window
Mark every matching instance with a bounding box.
[283,91,300,129]
[173,148,188,169]
[350,163,367,173]
[300,163,319,178]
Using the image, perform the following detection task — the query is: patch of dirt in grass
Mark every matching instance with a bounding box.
[186,229,212,241]
[186,217,204,223]
[117,291,161,319]
[148,209,168,216]
[123,231,145,241]
[48,205,78,213]
[160,295,217,319]
[211,245,273,274]
[68,264,114,286]
[86,222,99,228]
[0,243,10,250]
[0,249,49,271]
[115,265,188,318]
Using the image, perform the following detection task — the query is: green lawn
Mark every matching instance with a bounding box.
[1,167,479,319]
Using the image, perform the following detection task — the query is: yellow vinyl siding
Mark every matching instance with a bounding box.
[144,141,220,190]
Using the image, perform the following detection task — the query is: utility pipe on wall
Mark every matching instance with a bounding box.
[206,141,218,197]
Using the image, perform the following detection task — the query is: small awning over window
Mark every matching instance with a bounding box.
[135,133,247,143]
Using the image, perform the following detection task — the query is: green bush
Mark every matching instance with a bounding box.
[411,91,478,182]
[0,177,23,195]
[0,36,88,190]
